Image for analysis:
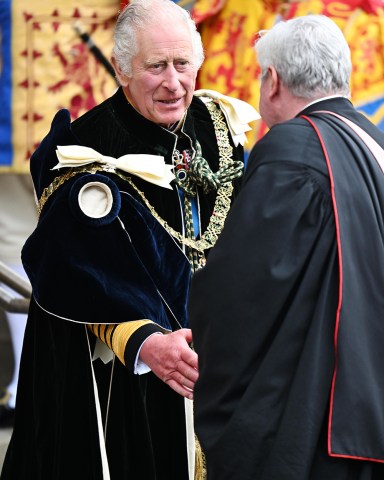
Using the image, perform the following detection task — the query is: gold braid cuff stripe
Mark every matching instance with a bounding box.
[37,99,238,255]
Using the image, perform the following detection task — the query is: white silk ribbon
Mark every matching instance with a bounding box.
[53,145,175,189]
[194,89,261,147]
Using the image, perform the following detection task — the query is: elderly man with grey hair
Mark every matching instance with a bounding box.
[189,14,384,480]
[0,1,258,479]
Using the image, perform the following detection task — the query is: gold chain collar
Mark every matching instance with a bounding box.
[37,100,239,258]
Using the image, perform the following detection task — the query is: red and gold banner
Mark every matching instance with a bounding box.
[1,0,121,173]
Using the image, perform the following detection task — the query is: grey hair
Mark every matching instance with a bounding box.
[112,0,205,77]
[255,15,351,99]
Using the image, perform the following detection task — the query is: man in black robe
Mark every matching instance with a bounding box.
[189,14,384,480]
[0,1,258,479]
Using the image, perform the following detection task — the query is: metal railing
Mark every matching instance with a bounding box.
[0,261,31,314]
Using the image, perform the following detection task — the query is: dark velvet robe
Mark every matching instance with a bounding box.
[0,88,243,480]
[189,97,384,480]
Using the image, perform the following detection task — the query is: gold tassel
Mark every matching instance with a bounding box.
[194,433,207,480]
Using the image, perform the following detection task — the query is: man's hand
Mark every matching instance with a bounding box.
[139,328,198,399]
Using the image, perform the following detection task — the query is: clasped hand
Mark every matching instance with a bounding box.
[139,328,198,399]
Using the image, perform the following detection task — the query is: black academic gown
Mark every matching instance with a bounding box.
[0,88,243,480]
[189,97,384,480]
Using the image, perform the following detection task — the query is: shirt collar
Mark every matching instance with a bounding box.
[302,95,349,110]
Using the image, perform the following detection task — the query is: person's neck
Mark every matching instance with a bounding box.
[301,94,349,111]
[164,113,186,133]
[279,94,348,124]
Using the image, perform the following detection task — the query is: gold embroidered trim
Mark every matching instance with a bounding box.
[113,320,154,366]
[37,100,238,258]
[87,320,154,366]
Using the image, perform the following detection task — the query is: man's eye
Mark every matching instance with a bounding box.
[175,61,189,71]
[149,63,164,72]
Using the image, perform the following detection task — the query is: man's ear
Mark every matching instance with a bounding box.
[268,66,280,98]
[111,56,129,87]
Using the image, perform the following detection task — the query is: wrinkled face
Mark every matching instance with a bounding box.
[119,19,198,127]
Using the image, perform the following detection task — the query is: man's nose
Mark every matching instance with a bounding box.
[162,65,180,91]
